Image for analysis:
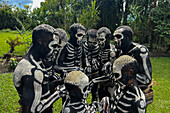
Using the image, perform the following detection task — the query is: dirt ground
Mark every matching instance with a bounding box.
[0,61,8,74]
[0,51,169,74]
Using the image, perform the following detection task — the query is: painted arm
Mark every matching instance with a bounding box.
[21,70,66,113]
[132,99,146,113]
[88,97,110,113]
[136,46,152,86]
[57,45,67,67]
[128,45,152,86]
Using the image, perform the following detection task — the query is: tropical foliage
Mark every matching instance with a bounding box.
[0,0,169,53]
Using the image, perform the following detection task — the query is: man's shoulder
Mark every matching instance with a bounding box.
[14,59,35,78]
[132,42,148,49]
[132,42,149,53]
[13,59,35,87]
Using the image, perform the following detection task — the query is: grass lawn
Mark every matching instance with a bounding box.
[0,57,170,113]
[0,30,32,57]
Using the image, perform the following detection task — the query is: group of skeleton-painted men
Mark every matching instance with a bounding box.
[13,23,153,113]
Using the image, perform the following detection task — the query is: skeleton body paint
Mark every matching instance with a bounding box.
[83,29,100,102]
[110,55,146,113]
[97,27,117,101]
[13,24,67,113]
[62,71,109,113]
[113,25,153,105]
[97,27,116,70]
[53,28,68,79]
[57,23,86,77]
[110,83,146,113]
[58,42,83,73]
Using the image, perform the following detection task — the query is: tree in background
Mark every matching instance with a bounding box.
[0,0,169,53]
[78,0,100,29]
[0,1,17,30]
[95,0,123,31]
[149,0,170,52]
[0,0,30,30]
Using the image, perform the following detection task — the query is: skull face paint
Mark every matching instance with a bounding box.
[97,33,106,49]
[46,29,67,64]
[113,26,133,49]
[112,55,138,87]
[75,29,85,45]
[48,33,67,56]
[64,71,90,99]
[47,34,60,57]
[88,36,98,48]
[97,27,111,49]
[112,64,122,82]
[113,28,126,49]
[68,23,86,46]
[112,60,127,87]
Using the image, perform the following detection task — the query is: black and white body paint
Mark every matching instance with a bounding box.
[83,29,100,102]
[128,43,152,88]
[63,97,109,113]
[110,83,146,113]
[113,25,152,91]
[53,28,68,79]
[97,27,116,65]
[62,71,109,113]
[58,42,83,73]
[110,55,146,113]
[83,29,100,78]
[57,23,86,77]
[13,24,67,113]
[97,27,116,101]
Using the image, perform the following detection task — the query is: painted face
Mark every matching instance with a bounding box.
[97,32,106,49]
[112,55,136,87]
[113,28,132,49]
[113,63,129,88]
[75,29,85,45]
[87,36,98,48]
[64,71,90,99]
[47,32,67,57]
[113,64,122,81]
[113,28,125,49]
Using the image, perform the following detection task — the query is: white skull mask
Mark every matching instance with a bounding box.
[112,62,128,88]
[113,64,122,81]
[64,71,90,99]
[113,27,133,49]
[113,28,125,49]
[48,33,67,56]
[88,36,98,48]
[75,29,85,45]
[112,55,137,87]
[80,80,90,99]
[97,32,106,48]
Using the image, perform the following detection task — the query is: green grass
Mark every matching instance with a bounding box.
[0,73,20,112]
[146,57,170,112]
[0,30,32,57]
[0,57,170,113]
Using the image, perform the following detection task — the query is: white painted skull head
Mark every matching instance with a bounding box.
[97,32,106,48]
[112,55,137,87]
[75,29,85,45]
[97,27,111,49]
[113,26,133,49]
[47,29,67,56]
[64,71,90,99]
[68,23,86,46]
